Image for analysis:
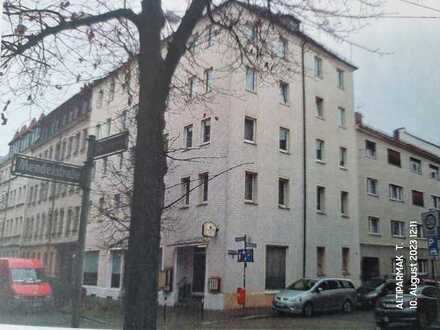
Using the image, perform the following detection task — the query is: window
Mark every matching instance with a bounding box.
[339,147,347,167]
[412,190,424,207]
[244,171,257,202]
[315,97,324,118]
[188,32,198,53]
[81,129,88,151]
[109,77,115,103]
[105,118,112,136]
[111,251,123,288]
[410,157,422,175]
[201,118,211,144]
[98,196,105,213]
[389,184,403,201]
[83,251,99,286]
[338,107,346,127]
[97,90,104,108]
[341,191,349,216]
[275,37,288,58]
[342,248,350,274]
[121,110,128,130]
[278,178,289,207]
[316,139,325,161]
[67,137,73,158]
[184,124,193,148]
[245,67,257,92]
[74,133,80,154]
[244,117,256,143]
[279,128,289,152]
[430,164,439,180]
[181,177,190,206]
[368,217,380,234]
[204,68,213,93]
[418,259,428,274]
[391,221,405,238]
[265,246,286,290]
[189,76,196,98]
[367,178,378,195]
[102,157,108,175]
[206,26,214,48]
[317,186,326,212]
[388,149,401,167]
[317,247,325,276]
[95,124,102,139]
[279,81,289,104]
[337,69,345,89]
[199,173,209,203]
[433,195,440,209]
[365,140,376,159]
[314,56,323,78]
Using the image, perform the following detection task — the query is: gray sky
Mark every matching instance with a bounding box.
[1,0,440,155]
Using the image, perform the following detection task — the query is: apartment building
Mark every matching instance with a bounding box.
[356,113,440,280]
[0,88,92,281]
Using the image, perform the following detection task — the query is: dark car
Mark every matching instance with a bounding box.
[358,279,395,309]
[375,285,440,329]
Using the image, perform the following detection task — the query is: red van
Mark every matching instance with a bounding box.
[0,258,53,309]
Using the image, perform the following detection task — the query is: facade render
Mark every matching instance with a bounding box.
[0,88,92,281]
[356,113,440,280]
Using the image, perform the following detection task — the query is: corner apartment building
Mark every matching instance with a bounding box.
[0,88,92,281]
[356,113,440,280]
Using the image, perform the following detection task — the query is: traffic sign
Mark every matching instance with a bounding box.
[12,154,82,184]
[238,249,254,263]
[235,236,246,242]
[247,242,257,248]
[428,237,439,257]
[94,131,129,160]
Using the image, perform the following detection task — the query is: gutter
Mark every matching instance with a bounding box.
[301,40,307,279]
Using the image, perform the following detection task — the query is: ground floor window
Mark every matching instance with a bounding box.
[83,251,99,286]
[111,251,122,288]
[265,246,286,290]
[418,259,428,274]
[317,247,325,276]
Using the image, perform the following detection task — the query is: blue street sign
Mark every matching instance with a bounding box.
[428,237,439,257]
[237,249,254,263]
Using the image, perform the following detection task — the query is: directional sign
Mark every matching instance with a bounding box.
[237,249,254,263]
[235,236,246,242]
[428,237,439,257]
[94,131,129,160]
[247,242,257,248]
[12,154,82,184]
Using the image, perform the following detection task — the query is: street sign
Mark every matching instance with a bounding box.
[247,242,257,248]
[94,131,129,160]
[428,237,439,257]
[422,210,440,237]
[237,249,254,263]
[12,154,82,184]
[235,236,246,242]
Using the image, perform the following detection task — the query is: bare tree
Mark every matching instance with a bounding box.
[1,1,383,329]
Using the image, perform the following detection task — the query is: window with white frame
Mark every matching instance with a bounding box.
[315,97,324,118]
[314,56,323,78]
[205,68,213,93]
[97,90,104,108]
[410,157,422,175]
[367,178,378,195]
[201,118,211,144]
[341,191,349,216]
[181,177,190,206]
[279,127,289,152]
[83,251,99,286]
[245,67,257,92]
[278,178,289,207]
[418,259,428,274]
[391,220,405,237]
[244,171,257,202]
[316,186,326,212]
[95,124,101,140]
[110,250,123,288]
[389,184,403,201]
[368,217,380,234]
[433,195,440,209]
[338,107,346,127]
[339,147,347,167]
[337,68,345,89]
[199,172,209,203]
[316,139,325,161]
[184,124,193,148]
[244,117,256,143]
[430,164,439,180]
[280,81,289,104]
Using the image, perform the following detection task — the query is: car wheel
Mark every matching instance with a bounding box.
[303,302,313,317]
[342,300,353,313]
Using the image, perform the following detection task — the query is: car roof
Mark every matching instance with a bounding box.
[0,258,43,268]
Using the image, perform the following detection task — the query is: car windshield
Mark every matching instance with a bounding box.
[287,279,318,291]
[10,268,43,283]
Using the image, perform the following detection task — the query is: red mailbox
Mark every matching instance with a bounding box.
[236,287,246,305]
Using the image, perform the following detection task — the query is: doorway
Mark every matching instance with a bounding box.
[361,257,380,281]
[192,247,206,295]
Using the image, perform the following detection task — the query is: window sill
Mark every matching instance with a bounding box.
[315,115,325,121]
[244,140,257,145]
[199,142,210,147]
[341,214,350,219]
[339,166,348,171]
[182,147,197,152]
[246,89,258,95]
[368,193,379,198]
[244,200,258,205]
[264,290,280,295]
[316,210,326,215]
[279,102,290,107]
[368,232,381,237]
[179,205,190,209]
[315,159,326,165]
[410,171,422,176]
[389,198,404,203]
[278,205,290,210]
[392,235,405,239]
[279,150,290,155]
[197,202,208,207]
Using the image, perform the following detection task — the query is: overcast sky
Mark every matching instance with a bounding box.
[1,0,439,155]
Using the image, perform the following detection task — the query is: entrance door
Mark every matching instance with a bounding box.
[361,257,380,281]
[192,247,206,294]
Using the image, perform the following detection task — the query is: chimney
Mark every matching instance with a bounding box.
[354,112,363,125]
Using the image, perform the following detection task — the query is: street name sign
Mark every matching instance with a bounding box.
[237,249,254,263]
[12,154,82,184]
[428,237,439,257]
[235,236,246,242]
[247,242,257,248]
[94,131,129,160]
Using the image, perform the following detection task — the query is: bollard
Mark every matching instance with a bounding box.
[163,295,167,326]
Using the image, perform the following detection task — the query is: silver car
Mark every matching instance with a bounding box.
[272,278,357,317]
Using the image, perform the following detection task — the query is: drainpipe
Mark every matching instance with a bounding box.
[301,40,307,279]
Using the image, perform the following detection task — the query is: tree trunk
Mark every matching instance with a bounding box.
[123,1,167,329]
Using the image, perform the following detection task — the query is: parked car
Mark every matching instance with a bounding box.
[0,258,53,310]
[375,285,440,329]
[358,279,396,309]
[272,278,357,317]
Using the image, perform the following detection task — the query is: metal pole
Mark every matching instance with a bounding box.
[243,235,247,309]
[71,135,96,328]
